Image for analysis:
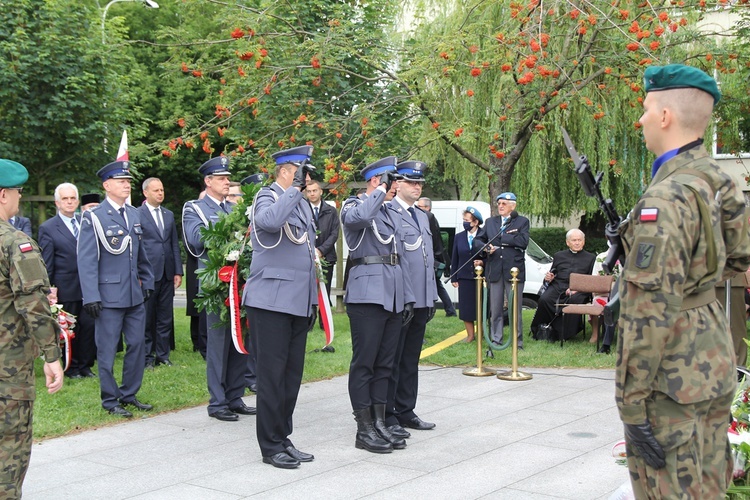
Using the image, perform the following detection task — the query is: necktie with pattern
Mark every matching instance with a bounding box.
[71,217,79,239]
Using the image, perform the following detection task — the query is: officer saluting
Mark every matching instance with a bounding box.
[385,160,438,437]
[341,157,415,454]
[244,146,317,469]
[0,159,63,498]
[182,157,254,422]
[77,161,154,417]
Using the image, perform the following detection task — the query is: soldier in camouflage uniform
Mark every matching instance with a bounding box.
[0,159,64,499]
[616,65,750,497]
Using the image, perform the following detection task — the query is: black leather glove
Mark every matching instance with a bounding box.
[402,302,414,326]
[292,162,307,189]
[84,301,103,319]
[427,306,436,323]
[623,421,666,469]
[143,289,153,301]
[379,171,400,192]
[307,306,317,331]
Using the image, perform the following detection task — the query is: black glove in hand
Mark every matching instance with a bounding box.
[293,163,308,189]
[402,303,414,326]
[427,306,436,323]
[84,301,103,319]
[623,421,666,469]
[143,289,153,301]
[379,171,398,192]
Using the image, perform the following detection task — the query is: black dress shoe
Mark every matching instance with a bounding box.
[155,359,173,367]
[446,312,457,317]
[108,405,133,418]
[387,424,411,439]
[401,416,435,430]
[229,403,257,415]
[145,360,155,370]
[263,452,300,469]
[120,398,153,411]
[285,445,314,462]
[209,409,239,421]
[66,373,84,379]
[597,345,611,354]
[248,383,258,393]
[81,368,97,378]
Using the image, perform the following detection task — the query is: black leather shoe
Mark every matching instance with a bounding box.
[145,360,155,370]
[81,368,97,378]
[446,312,457,317]
[248,383,258,393]
[155,359,173,367]
[263,452,300,469]
[229,403,256,415]
[120,398,153,411]
[209,409,239,421]
[597,345,611,354]
[108,405,133,418]
[401,416,435,430]
[66,373,84,379]
[387,424,411,439]
[285,445,314,462]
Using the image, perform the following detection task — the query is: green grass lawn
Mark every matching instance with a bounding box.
[32,307,614,440]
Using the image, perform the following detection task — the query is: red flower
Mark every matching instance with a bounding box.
[466,90,474,97]
[168,140,177,151]
[626,42,640,52]
[239,51,254,60]
[217,127,226,137]
[335,132,342,138]
[454,128,463,137]
[177,118,186,128]
[192,70,203,78]
[559,103,568,110]
[264,85,271,95]
[501,63,512,72]
[619,9,629,19]
[185,141,194,149]
[255,59,263,69]
[260,48,268,57]
[361,117,369,126]
[649,41,660,51]
[181,62,189,73]
[469,45,479,54]
[247,97,258,105]
[231,28,245,39]
[634,122,642,129]
[432,122,440,129]
[238,66,246,77]
[494,151,505,159]
[470,67,482,77]
[569,9,580,19]
[202,139,212,154]
[658,12,669,21]
[654,26,665,37]
[312,76,322,87]
[311,56,321,69]
[218,266,234,282]
[200,131,209,140]
[440,51,449,59]
[161,150,172,157]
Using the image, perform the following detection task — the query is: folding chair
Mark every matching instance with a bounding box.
[560,273,615,351]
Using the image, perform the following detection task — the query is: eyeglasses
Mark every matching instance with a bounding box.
[5,187,23,195]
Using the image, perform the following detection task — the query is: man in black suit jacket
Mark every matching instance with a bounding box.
[9,214,32,237]
[418,197,456,317]
[473,192,530,348]
[38,182,96,378]
[138,178,183,367]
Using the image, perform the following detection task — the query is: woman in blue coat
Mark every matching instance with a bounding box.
[450,207,484,342]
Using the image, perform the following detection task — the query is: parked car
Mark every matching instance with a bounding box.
[431,200,553,309]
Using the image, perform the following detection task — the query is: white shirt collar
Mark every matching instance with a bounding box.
[205,194,224,208]
[394,196,412,211]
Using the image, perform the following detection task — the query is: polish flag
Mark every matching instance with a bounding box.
[640,208,658,222]
[116,130,128,161]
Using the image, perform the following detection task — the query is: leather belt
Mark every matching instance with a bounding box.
[350,254,400,266]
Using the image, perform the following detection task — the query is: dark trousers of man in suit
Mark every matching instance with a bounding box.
[144,275,175,364]
[435,278,456,316]
[206,311,247,415]
[61,300,96,375]
[247,307,308,456]
[385,307,429,426]
[96,305,146,410]
[347,303,401,409]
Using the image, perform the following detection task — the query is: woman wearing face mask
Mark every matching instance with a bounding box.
[450,207,485,342]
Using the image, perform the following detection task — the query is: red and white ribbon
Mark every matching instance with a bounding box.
[229,262,248,354]
[315,255,334,346]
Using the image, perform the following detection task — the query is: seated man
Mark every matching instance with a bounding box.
[530,229,596,341]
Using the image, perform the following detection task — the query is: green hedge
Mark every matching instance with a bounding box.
[530,227,608,256]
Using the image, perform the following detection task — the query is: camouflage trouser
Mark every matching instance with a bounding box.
[626,391,733,499]
[0,398,32,500]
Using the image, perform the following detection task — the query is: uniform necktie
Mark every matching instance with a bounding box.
[468,233,474,248]
[118,207,128,229]
[71,218,79,239]
[408,207,420,228]
[314,206,319,223]
[155,208,164,236]
[219,202,228,214]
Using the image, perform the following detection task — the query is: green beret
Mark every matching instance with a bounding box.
[0,159,29,188]
[643,64,720,105]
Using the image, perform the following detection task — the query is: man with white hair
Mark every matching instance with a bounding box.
[529,228,595,341]
[38,183,97,379]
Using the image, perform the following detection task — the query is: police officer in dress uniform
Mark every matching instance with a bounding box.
[384,161,438,440]
[0,159,63,499]
[182,158,255,422]
[341,157,415,454]
[617,64,750,497]
[243,147,317,469]
[77,161,154,418]
[473,192,530,347]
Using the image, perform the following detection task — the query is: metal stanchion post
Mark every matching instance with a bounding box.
[463,265,496,377]
[497,267,532,381]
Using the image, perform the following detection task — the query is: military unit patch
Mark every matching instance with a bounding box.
[640,208,658,222]
[635,242,655,269]
[18,242,33,253]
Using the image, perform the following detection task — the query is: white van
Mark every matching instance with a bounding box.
[431,200,553,309]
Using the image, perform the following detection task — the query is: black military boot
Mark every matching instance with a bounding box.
[372,404,406,449]
[353,408,393,453]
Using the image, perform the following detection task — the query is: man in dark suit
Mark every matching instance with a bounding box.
[384,161,438,439]
[305,179,339,327]
[244,146,317,469]
[183,158,254,423]
[77,161,155,418]
[9,214,31,237]
[38,183,96,379]
[138,177,182,368]
[417,197,456,317]
[530,229,596,341]
[473,192,530,347]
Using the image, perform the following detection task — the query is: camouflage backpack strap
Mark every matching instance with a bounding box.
[673,168,718,292]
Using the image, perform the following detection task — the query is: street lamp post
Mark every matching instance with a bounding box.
[101,0,159,44]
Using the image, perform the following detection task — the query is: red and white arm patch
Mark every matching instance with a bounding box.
[639,208,658,222]
[18,242,33,253]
